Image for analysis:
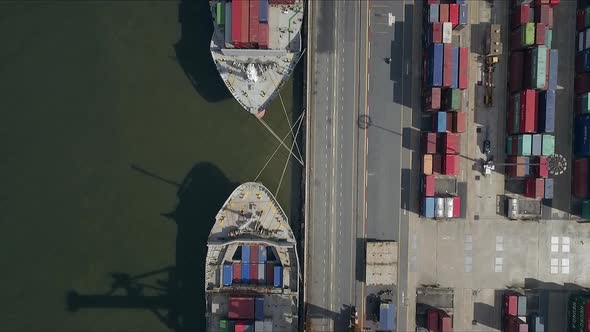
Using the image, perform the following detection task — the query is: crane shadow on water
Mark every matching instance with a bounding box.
[66,162,237,332]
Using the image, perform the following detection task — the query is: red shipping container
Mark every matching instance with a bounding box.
[510,52,524,92]
[453,111,465,133]
[265,262,274,285]
[250,262,258,280]
[446,113,454,132]
[576,73,590,95]
[250,245,258,264]
[229,296,255,319]
[573,158,590,198]
[458,47,469,89]
[425,175,435,196]
[443,133,460,154]
[585,301,590,332]
[535,23,546,45]
[233,263,242,282]
[536,156,548,177]
[432,22,443,44]
[443,44,454,88]
[549,0,560,7]
[449,4,459,28]
[439,313,452,332]
[511,5,530,30]
[232,0,242,45]
[240,0,249,44]
[235,321,252,332]
[427,0,439,4]
[520,90,537,133]
[425,87,441,111]
[534,0,550,6]
[452,196,461,217]
[443,155,458,175]
[506,156,516,177]
[249,0,260,43]
[525,178,545,198]
[535,5,552,28]
[440,4,449,23]
[427,310,439,332]
[259,23,269,49]
[578,9,585,32]
[433,154,442,175]
[504,294,518,316]
[423,132,437,154]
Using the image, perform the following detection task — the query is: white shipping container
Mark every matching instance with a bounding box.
[586,28,590,50]
[579,31,585,52]
[435,197,444,218]
[445,197,454,218]
[255,321,264,331]
[258,263,265,282]
[442,22,453,44]
[263,318,273,332]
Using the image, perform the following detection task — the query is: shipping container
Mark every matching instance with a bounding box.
[254,321,264,332]
[443,44,454,87]
[273,265,283,288]
[505,316,528,332]
[250,261,258,281]
[435,111,447,132]
[449,4,459,28]
[443,154,459,175]
[548,49,558,90]
[440,4,449,22]
[259,23,269,49]
[432,22,443,44]
[219,319,229,332]
[225,2,232,44]
[442,133,460,154]
[216,3,223,25]
[585,7,590,30]
[423,154,433,175]
[429,4,439,23]
[426,310,439,332]
[444,88,462,110]
[424,175,435,196]
[453,111,466,133]
[429,44,444,87]
[423,197,435,218]
[504,294,519,316]
[576,114,590,153]
[231,0,242,45]
[515,156,527,177]
[528,313,545,332]
[536,5,552,28]
[242,263,250,283]
[452,196,461,218]
[579,31,586,53]
[586,27,590,51]
[531,46,548,90]
[435,197,444,219]
[255,296,264,320]
[423,132,437,154]
[242,245,251,263]
[250,245,259,264]
[260,0,269,23]
[442,22,452,44]
[582,200,590,218]
[235,321,253,332]
[549,0,559,6]
[446,112,454,132]
[577,49,590,73]
[520,90,537,133]
[240,0,249,44]
[263,319,273,332]
[229,296,255,319]
[451,47,459,89]
[512,5,530,29]
[573,158,590,198]
[523,49,532,88]
[541,134,554,156]
[259,246,267,263]
[532,134,542,155]
[517,296,527,316]
[517,134,532,156]
[544,178,554,199]
[535,23,546,45]
[507,137,514,156]
[379,303,396,331]
[444,197,453,218]
[579,93,590,114]
[425,87,441,111]
[526,177,545,198]
[433,154,443,174]
[576,73,590,95]
[439,312,452,332]
[510,52,524,92]
[579,9,586,32]
[258,263,265,283]
[233,263,242,283]
[223,264,233,286]
[525,156,532,176]
[458,48,468,90]
[522,23,536,48]
[545,28,552,48]
[457,4,468,30]
[248,0,259,43]
[538,90,555,133]
[536,156,549,177]
[265,262,274,285]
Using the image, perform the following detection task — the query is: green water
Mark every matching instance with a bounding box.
[0,2,302,331]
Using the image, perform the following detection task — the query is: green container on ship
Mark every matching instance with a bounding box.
[216,3,224,25]
[542,134,554,156]
[585,7,590,28]
[531,46,548,90]
[444,88,462,111]
[545,28,553,48]
[513,93,521,134]
[521,23,535,47]
[580,93,590,114]
[506,136,513,155]
[518,134,532,156]
[582,200,590,219]
[568,294,589,332]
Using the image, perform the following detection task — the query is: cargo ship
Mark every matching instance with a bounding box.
[205,182,300,332]
[209,0,304,117]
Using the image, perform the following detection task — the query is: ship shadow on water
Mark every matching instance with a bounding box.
[174,0,230,102]
[66,162,236,332]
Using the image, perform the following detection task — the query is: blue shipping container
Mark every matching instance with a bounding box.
[528,313,545,332]
[379,303,396,331]
[259,0,269,22]
[456,0,466,4]
[451,47,459,89]
[258,246,267,263]
[524,157,531,176]
[273,265,283,288]
[241,245,251,263]
[255,296,264,320]
[579,49,590,73]
[532,135,542,156]
[545,178,554,199]
[549,50,558,90]
[429,44,443,87]
[457,4,468,29]
[423,24,432,49]
[576,114,590,156]
[435,112,446,132]
[538,90,555,133]
[223,264,232,286]
[429,4,439,23]
[242,263,250,283]
[423,197,435,218]
[579,31,586,53]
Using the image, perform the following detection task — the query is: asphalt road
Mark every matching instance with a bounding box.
[305,0,369,331]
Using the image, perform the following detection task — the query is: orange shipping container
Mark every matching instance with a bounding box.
[423,154,433,175]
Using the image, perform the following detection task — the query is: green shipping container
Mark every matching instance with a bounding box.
[582,200,590,219]
[542,134,555,156]
[506,136,513,154]
[216,3,224,25]
[581,93,590,114]
[513,93,521,133]
[570,296,588,332]
[445,89,462,111]
[532,46,548,89]
[585,7,590,29]
[545,28,553,49]
[518,134,532,156]
[522,23,535,47]
[219,319,228,332]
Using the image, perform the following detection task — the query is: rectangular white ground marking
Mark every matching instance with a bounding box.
[562,237,570,253]
[464,235,472,272]
[550,258,559,274]
[561,258,570,274]
[495,264,503,273]
[495,257,503,272]
[496,243,504,251]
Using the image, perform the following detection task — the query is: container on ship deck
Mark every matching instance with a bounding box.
[573,158,590,199]
[510,52,524,92]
